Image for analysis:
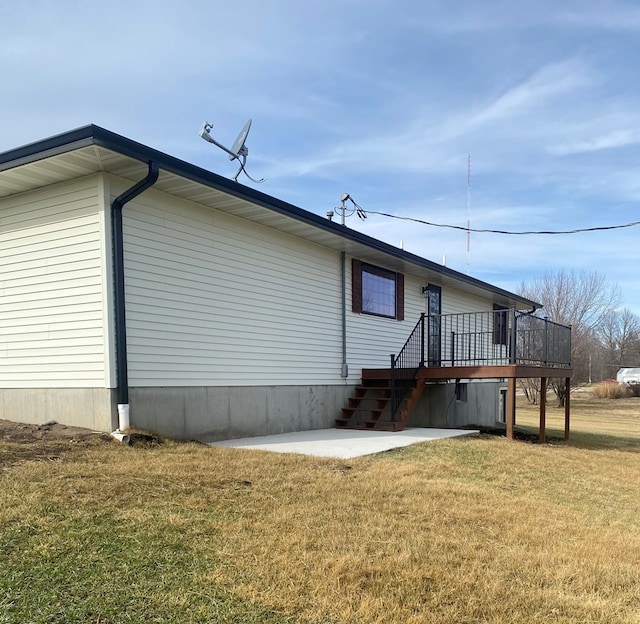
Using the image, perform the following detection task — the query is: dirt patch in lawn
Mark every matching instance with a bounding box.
[0,419,161,467]
[0,419,107,467]
[0,418,103,445]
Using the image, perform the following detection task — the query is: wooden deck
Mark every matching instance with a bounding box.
[362,363,573,442]
[418,364,572,381]
[421,364,573,443]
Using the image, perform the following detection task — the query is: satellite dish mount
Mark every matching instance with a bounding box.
[199,119,265,183]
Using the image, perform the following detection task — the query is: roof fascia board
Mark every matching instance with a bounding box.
[0,126,96,172]
[89,128,541,309]
[0,124,541,310]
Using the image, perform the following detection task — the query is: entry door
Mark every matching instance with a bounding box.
[426,284,442,366]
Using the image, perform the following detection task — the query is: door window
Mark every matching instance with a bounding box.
[426,284,441,366]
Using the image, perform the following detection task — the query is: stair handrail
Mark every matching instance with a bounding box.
[390,313,425,421]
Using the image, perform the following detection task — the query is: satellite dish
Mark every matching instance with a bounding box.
[198,119,265,183]
[229,119,251,160]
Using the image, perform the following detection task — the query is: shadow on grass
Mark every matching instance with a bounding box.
[468,424,640,452]
[561,430,640,452]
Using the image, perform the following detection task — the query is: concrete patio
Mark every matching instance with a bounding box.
[206,427,478,459]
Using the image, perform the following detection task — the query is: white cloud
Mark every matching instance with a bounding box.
[468,59,595,127]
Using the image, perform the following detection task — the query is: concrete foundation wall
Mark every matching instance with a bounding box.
[0,388,117,431]
[129,384,354,441]
[0,382,505,440]
[408,380,506,429]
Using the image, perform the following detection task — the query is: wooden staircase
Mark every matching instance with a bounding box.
[335,368,426,432]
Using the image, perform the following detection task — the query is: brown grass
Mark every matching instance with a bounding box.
[516,390,640,446]
[1,399,640,623]
[592,382,630,399]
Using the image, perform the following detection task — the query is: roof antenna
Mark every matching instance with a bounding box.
[199,119,265,183]
[466,153,471,274]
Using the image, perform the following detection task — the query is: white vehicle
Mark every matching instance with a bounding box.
[616,368,640,384]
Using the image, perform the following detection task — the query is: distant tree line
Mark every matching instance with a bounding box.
[518,269,640,405]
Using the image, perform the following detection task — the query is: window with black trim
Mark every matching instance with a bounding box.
[352,259,404,320]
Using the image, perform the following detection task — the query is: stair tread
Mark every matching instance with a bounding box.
[335,422,403,432]
[338,368,426,433]
[359,419,401,424]
[336,417,400,425]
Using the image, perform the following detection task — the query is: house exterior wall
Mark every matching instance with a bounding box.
[0,387,116,430]
[442,288,494,315]
[118,182,345,386]
[110,180,418,438]
[112,179,504,439]
[0,176,115,430]
[129,384,353,441]
[116,179,438,388]
[408,380,506,429]
[410,289,506,427]
[345,268,425,371]
[0,169,516,438]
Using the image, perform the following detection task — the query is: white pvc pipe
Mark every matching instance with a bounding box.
[110,431,131,444]
[112,403,131,443]
[117,403,130,431]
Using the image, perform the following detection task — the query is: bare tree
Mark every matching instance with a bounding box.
[519,377,541,405]
[599,308,640,377]
[519,269,621,404]
[520,269,620,332]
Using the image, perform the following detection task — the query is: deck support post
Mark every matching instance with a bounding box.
[564,377,571,440]
[506,377,516,440]
[539,377,547,443]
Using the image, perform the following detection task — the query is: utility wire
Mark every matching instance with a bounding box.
[359,209,640,235]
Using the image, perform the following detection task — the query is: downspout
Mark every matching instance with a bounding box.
[341,251,348,378]
[111,161,160,440]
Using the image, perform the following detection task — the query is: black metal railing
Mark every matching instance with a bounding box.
[390,313,425,421]
[389,310,571,420]
[437,310,508,366]
[515,314,572,366]
[432,310,571,367]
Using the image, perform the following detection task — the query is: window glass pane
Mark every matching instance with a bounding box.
[362,267,396,317]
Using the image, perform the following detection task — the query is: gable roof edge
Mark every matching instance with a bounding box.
[0,124,542,310]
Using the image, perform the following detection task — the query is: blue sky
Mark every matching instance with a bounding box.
[2,1,640,314]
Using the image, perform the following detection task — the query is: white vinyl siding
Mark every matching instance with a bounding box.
[120,187,344,386]
[118,178,505,387]
[441,287,509,365]
[108,178,508,387]
[442,288,494,315]
[0,177,107,387]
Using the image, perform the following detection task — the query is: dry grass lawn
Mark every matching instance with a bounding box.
[516,390,640,451]
[1,393,639,623]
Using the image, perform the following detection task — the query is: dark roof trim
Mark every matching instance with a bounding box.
[0,129,96,173]
[0,124,541,309]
